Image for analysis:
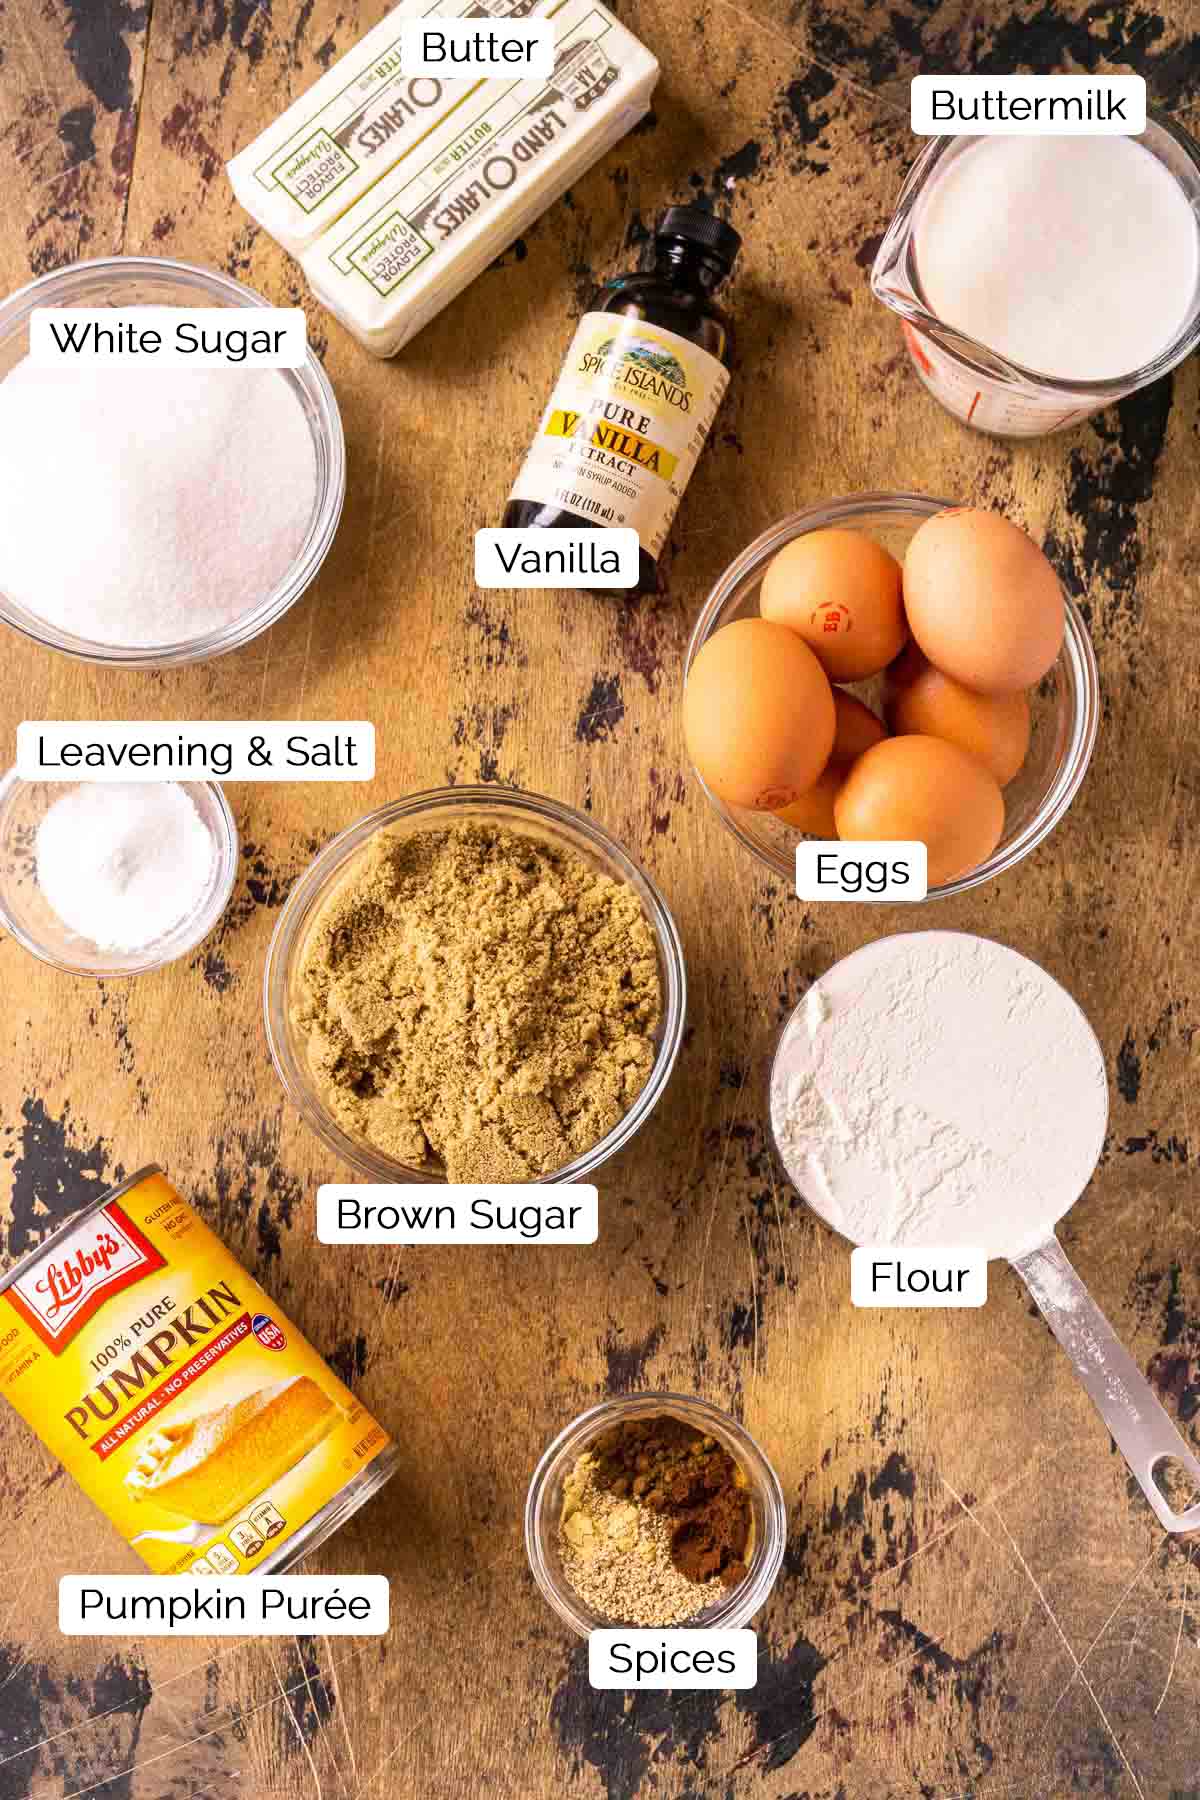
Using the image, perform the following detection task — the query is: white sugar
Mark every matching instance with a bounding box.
[0,351,316,648]
[36,783,218,953]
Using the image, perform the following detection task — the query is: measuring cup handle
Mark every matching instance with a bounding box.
[1012,1235,1200,1535]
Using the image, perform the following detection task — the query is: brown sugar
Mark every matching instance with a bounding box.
[292,821,661,1182]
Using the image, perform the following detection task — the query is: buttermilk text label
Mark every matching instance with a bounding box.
[911,75,1146,136]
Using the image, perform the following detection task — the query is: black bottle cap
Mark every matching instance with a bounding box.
[656,205,742,269]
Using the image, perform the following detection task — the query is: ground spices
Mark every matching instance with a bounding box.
[559,1453,727,1627]
[556,1415,752,1626]
[293,822,661,1181]
[590,1415,752,1586]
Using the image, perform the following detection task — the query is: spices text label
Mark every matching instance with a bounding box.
[589,1629,758,1688]
[850,1248,988,1307]
[59,1575,390,1635]
[318,1185,599,1244]
[29,307,308,367]
[19,722,375,781]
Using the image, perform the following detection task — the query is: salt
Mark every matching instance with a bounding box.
[0,347,316,648]
[36,783,218,953]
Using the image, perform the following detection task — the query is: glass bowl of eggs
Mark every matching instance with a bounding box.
[682,492,1099,898]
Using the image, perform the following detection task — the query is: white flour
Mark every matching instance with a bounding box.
[770,932,1108,1261]
[36,782,218,952]
[0,350,315,648]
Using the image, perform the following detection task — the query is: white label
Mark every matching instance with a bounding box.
[850,1248,987,1307]
[474,528,639,588]
[59,1575,389,1635]
[400,19,554,78]
[589,1629,757,1689]
[316,1184,598,1244]
[795,842,927,902]
[18,722,375,782]
[29,307,308,367]
[507,313,730,561]
[911,75,1146,135]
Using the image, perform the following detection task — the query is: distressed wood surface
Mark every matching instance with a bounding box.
[2,2,1200,1796]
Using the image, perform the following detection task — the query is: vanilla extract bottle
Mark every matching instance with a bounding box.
[503,205,741,594]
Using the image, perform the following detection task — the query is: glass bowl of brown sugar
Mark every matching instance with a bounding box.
[525,1392,786,1637]
[263,785,687,1184]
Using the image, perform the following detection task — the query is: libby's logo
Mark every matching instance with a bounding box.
[3,1202,166,1354]
[579,336,693,411]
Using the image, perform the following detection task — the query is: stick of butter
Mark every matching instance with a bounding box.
[300,0,659,357]
[227,0,557,257]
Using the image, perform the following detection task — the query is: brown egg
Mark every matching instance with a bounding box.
[775,763,844,836]
[683,618,835,810]
[760,529,907,681]
[903,508,1064,694]
[834,735,1005,886]
[831,691,888,762]
[885,647,1031,786]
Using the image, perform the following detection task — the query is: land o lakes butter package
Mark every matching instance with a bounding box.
[301,0,659,356]
[227,0,556,257]
[0,1167,398,1574]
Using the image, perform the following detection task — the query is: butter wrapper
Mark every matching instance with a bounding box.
[227,0,557,257]
[301,0,659,357]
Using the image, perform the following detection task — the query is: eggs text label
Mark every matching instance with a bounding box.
[796,842,928,902]
[589,1629,758,1689]
[851,1249,988,1308]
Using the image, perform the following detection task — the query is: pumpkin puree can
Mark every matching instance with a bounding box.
[0,1166,397,1574]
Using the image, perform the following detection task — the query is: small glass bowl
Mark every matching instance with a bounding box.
[263,785,687,1183]
[0,771,238,976]
[0,256,345,669]
[525,1391,787,1637]
[684,492,1100,899]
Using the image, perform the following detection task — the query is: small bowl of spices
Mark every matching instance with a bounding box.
[264,786,686,1183]
[0,256,344,668]
[525,1393,786,1635]
[0,772,238,976]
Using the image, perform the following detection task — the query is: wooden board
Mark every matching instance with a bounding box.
[1,2,1199,1795]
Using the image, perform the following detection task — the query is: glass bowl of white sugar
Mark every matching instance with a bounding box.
[0,773,238,976]
[0,257,344,668]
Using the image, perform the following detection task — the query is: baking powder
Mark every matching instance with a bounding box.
[770,932,1108,1260]
[36,782,218,952]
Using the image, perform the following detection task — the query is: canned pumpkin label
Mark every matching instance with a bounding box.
[0,1168,393,1574]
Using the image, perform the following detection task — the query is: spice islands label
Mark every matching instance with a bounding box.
[508,314,729,558]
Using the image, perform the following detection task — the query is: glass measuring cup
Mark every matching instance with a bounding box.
[871,117,1200,437]
[769,931,1200,1533]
